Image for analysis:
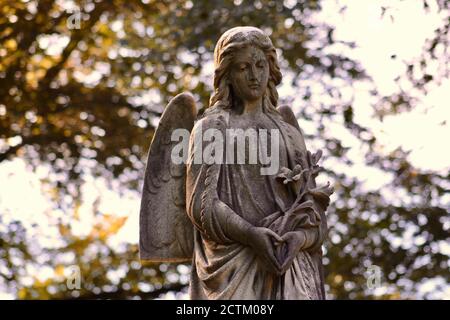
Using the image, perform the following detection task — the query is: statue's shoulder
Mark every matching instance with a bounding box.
[194,106,229,132]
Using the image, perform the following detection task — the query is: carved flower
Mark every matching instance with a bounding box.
[276,164,303,184]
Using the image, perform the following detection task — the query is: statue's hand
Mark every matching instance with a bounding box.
[279,231,307,274]
[247,227,283,275]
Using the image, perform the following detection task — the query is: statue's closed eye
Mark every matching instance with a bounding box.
[238,63,247,71]
[237,62,264,71]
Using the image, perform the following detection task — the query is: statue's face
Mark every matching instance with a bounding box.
[228,45,269,102]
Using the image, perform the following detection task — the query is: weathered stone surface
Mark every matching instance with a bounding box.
[140,26,333,300]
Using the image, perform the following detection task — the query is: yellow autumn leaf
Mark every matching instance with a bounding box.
[18,288,27,299]
[89,214,128,240]
[25,71,38,87]
[55,265,65,277]
[4,39,17,50]
[40,56,55,69]
[58,224,71,237]
[107,215,128,235]
[102,37,114,48]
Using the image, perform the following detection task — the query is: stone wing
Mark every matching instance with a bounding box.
[277,105,303,133]
[139,92,197,263]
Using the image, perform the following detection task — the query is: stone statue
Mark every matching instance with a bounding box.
[139,26,334,299]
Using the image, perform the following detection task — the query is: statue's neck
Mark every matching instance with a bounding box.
[236,97,263,115]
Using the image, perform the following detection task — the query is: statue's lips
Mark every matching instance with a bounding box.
[249,84,260,89]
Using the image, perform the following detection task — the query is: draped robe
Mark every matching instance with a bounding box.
[185,108,327,300]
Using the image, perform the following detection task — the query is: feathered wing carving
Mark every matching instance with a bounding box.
[139,92,197,263]
[277,105,303,133]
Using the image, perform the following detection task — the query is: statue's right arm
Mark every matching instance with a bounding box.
[188,115,282,246]
[186,154,282,273]
[185,116,283,272]
[185,117,257,246]
[189,186,257,246]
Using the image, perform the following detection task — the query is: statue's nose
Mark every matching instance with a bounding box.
[248,64,257,81]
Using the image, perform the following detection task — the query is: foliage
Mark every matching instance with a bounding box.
[0,0,448,299]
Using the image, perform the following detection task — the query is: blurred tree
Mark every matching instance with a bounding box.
[0,0,448,299]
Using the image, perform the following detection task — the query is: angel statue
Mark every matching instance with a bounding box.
[139,26,334,300]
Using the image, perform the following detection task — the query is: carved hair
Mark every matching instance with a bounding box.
[207,26,282,116]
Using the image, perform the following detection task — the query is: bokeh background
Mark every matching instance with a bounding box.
[0,0,449,299]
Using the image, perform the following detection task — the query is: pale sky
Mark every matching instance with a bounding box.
[0,0,448,299]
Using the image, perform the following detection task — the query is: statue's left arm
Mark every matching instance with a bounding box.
[277,105,332,253]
